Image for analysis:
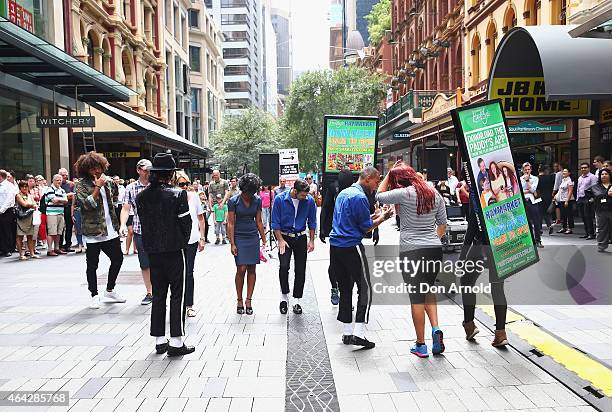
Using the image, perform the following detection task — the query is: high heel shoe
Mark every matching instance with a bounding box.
[245,298,253,315]
[237,298,244,315]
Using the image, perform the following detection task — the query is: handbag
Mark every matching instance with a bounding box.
[14,204,34,219]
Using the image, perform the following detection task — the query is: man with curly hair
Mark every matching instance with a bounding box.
[74,151,125,309]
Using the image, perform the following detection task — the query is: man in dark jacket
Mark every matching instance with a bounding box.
[136,153,193,357]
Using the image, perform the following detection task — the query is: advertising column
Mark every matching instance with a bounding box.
[451,100,539,279]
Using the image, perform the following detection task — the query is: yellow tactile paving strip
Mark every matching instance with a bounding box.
[478,305,612,397]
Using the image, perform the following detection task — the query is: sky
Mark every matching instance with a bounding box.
[290,0,331,75]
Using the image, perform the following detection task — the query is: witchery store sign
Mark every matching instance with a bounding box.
[36,116,96,128]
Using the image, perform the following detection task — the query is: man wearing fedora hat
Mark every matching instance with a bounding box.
[136,152,194,356]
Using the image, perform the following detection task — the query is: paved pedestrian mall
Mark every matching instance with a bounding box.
[0,221,607,411]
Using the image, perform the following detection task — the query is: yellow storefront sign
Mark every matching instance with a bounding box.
[599,100,612,124]
[102,152,141,159]
[490,77,590,118]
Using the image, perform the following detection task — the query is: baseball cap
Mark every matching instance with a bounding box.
[216,194,222,199]
[136,159,152,170]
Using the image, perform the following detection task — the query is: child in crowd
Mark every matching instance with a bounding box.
[212,194,228,245]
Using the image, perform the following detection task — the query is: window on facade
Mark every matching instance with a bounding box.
[224,65,249,76]
[181,14,187,47]
[524,0,537,25]
[204,0,212,8]
[123,0,131,23]
[221,0,248,7]
[189,46,201,72]
[184,100,191,141]
[224,81,250,93]
[183,64,190,93]
[86,33,95,68]
[175,55,181,89]
[471,33,481,86]
[191,88,201,144]
[176,95,183,136]
[189,9,199,28]
[223,31,249,42]
[165,0,171,28]
[207,90,217,133]
[174,6,179,38]
[226,98,251,110]
[221,14,249,25]
[485,21,496,73]
[223,48,249,59]
[550,0,566,25]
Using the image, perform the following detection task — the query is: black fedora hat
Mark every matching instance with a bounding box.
[149,152,179,171]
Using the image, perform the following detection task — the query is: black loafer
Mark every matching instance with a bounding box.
[280,301,288,314]
[155,341,168,354]
[292,304,302,314]
[167,344,196,357]
[350,335,375,349]
[342,335,352,345]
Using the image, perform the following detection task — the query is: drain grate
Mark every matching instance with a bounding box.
[285,271,339,412]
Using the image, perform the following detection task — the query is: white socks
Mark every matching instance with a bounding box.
[169,337,183,348]
[281,293,289,302]
[353,323,365,339]
[155,336,167,345]
[295,298,301,304]
[343,323,353,336]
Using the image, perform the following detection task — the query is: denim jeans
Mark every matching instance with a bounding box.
[73,208,83,246]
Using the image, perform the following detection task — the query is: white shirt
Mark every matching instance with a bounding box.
[447,175,459,196]
[520,174,540,204]
[82,186,118,244]
[188,192,204,244]
[0,180,18,213]
[309,182,318,196]
[291,197,300,222]
[117,185,126,204]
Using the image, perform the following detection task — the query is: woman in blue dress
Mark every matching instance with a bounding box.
[227,173,266,315]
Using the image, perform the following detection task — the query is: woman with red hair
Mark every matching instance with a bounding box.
[376,162,448,358]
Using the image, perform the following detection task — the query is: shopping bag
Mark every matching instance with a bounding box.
[32,210,42,226]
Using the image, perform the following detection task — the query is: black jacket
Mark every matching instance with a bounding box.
[136,183,191,253]
[320,171,354,238]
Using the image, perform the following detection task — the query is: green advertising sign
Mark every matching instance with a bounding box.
[451,100,539,279]
[323,116,378,174]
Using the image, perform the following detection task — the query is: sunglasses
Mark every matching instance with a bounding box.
[178,182,191,187]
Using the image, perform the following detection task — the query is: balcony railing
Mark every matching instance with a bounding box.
[379,90,453,126]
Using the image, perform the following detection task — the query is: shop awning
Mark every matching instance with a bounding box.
[568,2,612,39]
[93,102,209,157]
[0,17,135,102]
[489,25,612,101]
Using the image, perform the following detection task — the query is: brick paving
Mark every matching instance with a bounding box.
[0,220,600,411]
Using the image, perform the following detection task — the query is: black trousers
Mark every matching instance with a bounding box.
[278,235,307,298]
[204,213,210,241]
[539,201,553,228]
[85,237,123,297]
[62,206,73,249]
[0,208,16,254]
[525,201,542,242]
[184,242,197,307]
[577,200,595,236]
[149,249,186,337]
[560,201,575,229]
[328,264,338,289]
[330,244,371,324]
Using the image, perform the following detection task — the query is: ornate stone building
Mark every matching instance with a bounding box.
[71,0,165,121]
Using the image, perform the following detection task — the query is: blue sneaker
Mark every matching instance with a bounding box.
[330,288,339,305]
[432,327,445,355]
[410,343,429,358]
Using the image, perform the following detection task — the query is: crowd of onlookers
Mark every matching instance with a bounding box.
[416,155,612,251]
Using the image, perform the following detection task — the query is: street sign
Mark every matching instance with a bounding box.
[451,100,539,280]
[278,148,299,187]
[36,116,96,128]
[393,132,410,139]
[508,120,566,133]
[102,152,140,159]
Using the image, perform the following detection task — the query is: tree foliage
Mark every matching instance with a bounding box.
[366,0,391,47]
[210,108,281,176]
[282,67,386,172]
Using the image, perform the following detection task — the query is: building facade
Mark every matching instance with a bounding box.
[72,0,164,120]
[262,0,278,115]
[355,0,378,46]
[207,0,265,114]
[329,0,343,69]
[270,0,292,97]
[189,1,225,149]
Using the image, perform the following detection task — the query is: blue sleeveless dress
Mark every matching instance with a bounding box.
[228,194,262,265]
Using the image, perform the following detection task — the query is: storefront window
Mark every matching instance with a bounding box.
[0,88,44,178]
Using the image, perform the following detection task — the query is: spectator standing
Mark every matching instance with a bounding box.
[120,159,154,305]
[0,169,18,257]
[113,176,126,222]
[455,171,470,218]
[25,174,40,252]
[592,168,612,252]
[228,176,240,199]
[259,185,273,229]
[198,191,210,243]
[15,180,38,260]
[274,177,289,196]
[306,174,318,197]
[537,165,555,235]
[227,174,267,315]
[577,163,598,240]
[136,153,194,357]
[74,152,125,309]
[520,163,544,248]
[43,174,68,256]
[175,171,206,318]
[71,179,85,253]
[272,179,317,315]
[208,170,229,210]
[557,168,575,234]
[552,162,564,224]
[212,194,228,244]
[58,168,75,253]
[446,168,459,199]
[329,167,393,349]
[593,155,606,179]
[34,175,48,248]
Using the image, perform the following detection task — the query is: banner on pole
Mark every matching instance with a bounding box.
[451,100,539,279]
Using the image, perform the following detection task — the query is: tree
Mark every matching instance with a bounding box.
[210,108,280,176]
[282,67,386,172]
[366,0,391,47]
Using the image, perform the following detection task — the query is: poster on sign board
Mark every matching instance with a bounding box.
[323,115,378,174]
[278,148,299,188]
[451,100,539,279]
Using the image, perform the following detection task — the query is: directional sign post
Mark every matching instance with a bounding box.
[278,148,299,188]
